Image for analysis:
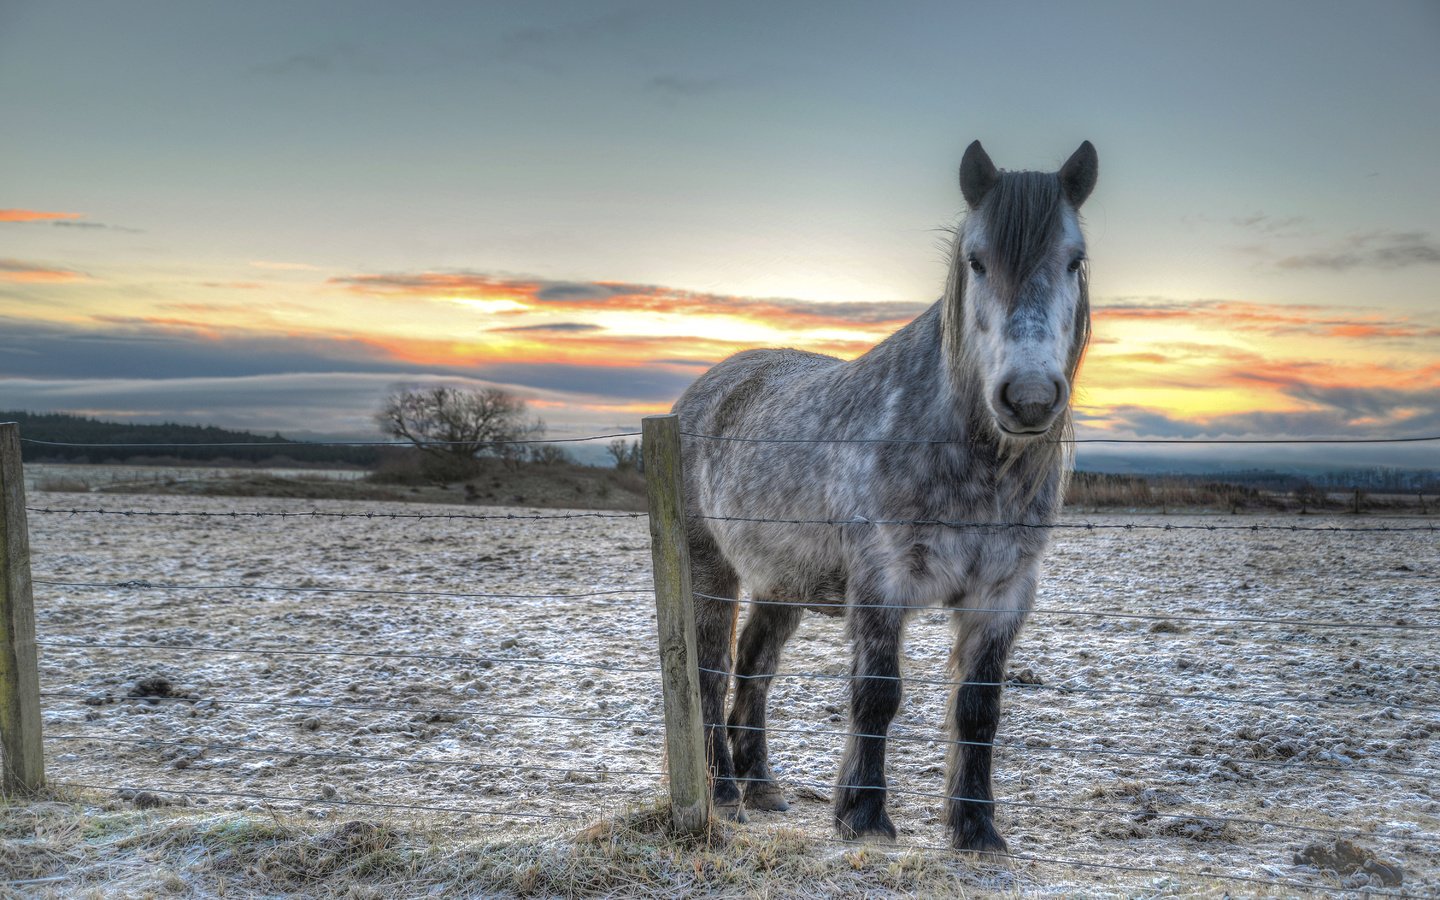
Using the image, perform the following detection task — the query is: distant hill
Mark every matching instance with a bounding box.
[1,411,380,465]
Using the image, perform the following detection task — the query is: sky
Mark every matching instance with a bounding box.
[2,0,1438,470]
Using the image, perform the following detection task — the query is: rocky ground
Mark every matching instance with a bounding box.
[16,490,1439,896]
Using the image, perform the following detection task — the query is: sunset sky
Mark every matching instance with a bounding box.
[2,1,1438,469]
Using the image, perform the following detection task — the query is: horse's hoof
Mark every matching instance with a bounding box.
[953,819,1008,856]
[835,808,897,842]
[743,781,790,812]
[714,800,748,824]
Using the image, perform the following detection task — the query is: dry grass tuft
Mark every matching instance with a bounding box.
[1,789,1026,898]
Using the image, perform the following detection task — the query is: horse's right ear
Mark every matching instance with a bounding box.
[959,140,999,209]
[1059,141,1098,208]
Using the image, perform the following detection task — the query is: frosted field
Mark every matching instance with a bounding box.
[23,491,1440,895]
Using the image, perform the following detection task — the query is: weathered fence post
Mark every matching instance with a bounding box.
[0,423,45,794]
[642,414,709,834]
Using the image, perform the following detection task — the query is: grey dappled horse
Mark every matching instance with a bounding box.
[672,141,1098,852]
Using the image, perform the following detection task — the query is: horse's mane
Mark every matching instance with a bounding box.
[940,170,1091,507]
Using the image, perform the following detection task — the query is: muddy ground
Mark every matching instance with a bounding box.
[21,491,1439,895]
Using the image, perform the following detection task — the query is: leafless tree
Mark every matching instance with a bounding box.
[607,438,643,472]
[376,385,543,479]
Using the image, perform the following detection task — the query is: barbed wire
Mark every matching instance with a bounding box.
[682,429,1440,446]
[48,733,666,779]
[19,428,1440,449]
[26,504,1438,532]
[26,505,646,522]
[20,432,641,449]
[695,590,1440,631]
[693,512,1438,533]
[821,837,1416,898]
[51,780,583,822]
[31,576,1440,631]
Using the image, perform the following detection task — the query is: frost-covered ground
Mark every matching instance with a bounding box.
[24,492,1439,895]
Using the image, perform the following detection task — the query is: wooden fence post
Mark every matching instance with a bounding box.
[0,422,45,795]
[642,414,709,834]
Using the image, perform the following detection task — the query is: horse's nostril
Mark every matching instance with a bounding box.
[999,382,1017,414]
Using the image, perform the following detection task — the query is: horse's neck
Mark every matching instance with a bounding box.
[844,301,987,440]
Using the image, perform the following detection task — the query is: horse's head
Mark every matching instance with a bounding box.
[950,140,1097,440]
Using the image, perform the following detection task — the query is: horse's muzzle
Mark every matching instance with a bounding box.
[994,375,1067,435]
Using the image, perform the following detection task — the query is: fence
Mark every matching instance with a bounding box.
[2,418,1438,896]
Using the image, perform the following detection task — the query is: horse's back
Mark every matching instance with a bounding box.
[673,347,843,436]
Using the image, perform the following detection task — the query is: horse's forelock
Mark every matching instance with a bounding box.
[975,171,1065,287]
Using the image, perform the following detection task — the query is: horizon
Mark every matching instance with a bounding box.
[3,1,1438,473]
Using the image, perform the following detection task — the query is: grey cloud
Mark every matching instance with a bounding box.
[488,322,603,333]
[1231,213,1309,236]
[499,11,640,66]
[1276,230,1440,271]
[533,283,626,302]
[647,74,727,98]
[250,45,384,78]
[51,220,144,234]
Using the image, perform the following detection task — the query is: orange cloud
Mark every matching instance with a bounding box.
[331,271,927,332]
[1096,299,1439,340]
[0,258,91,283]
[0,208,84,223]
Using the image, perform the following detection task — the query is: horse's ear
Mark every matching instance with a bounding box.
[959,140,999,209]
[1059,141,1098,208]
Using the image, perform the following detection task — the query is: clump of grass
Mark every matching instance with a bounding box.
[6,787,1322,897]
[34,475,91,492]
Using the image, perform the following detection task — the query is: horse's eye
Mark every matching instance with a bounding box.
[1067,256,1085,274]
[968,256,986,275]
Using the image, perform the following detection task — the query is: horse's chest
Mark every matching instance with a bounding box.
[885,530,1024,599]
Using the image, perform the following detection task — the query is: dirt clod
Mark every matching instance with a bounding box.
[128,676,177,701]
[1295,839,1404,886]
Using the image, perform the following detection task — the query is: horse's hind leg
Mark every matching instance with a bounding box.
[727,599,803,811]
[688,525,745,820]
[834,586,903,841]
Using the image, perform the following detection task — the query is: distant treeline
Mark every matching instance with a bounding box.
[1125,466,1440,494]
[2,411,381,466]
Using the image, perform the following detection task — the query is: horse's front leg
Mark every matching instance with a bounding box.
[946,570,1034,853]
[834,585,904,841]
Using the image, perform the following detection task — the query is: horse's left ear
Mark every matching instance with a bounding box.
[1059,141,1098,208]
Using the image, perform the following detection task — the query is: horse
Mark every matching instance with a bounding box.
[670,140,1098,852]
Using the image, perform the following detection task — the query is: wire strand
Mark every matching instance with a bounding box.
[27,506,646,522]
[51,780,583,821]
[695,590,1440,631]
[693,513,1438,533]
[34,579,652,603]
[43,691,664,729]
[697,665,1440,713]
[48,733,665,779]
[37,639,659,677]
[21,432,641,448]
[682,430,1440,446]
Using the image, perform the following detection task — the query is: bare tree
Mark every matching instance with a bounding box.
[607,438,643,472]
[376,385,543,480]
